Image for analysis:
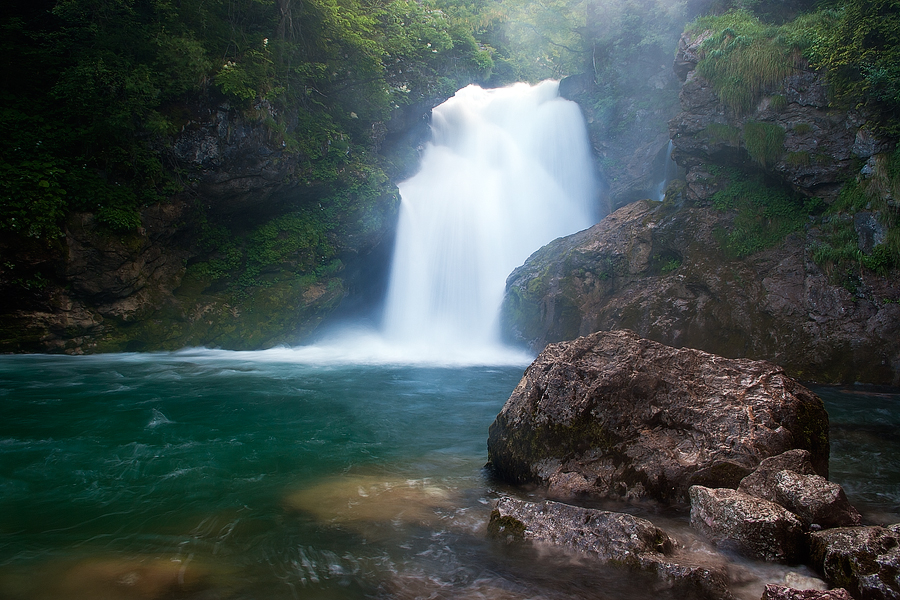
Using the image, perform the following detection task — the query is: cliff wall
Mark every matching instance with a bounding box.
[0,99,432,353]
[502,26,899,385]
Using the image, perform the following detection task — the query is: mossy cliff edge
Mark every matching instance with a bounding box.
[503,6,900,386]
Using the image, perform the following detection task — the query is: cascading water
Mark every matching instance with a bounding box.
[380,81,597,356]
[655,139,677,202]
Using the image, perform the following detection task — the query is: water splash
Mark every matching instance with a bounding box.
[380,81,597,357]
[147,408,173,428]
[290,81,597,365]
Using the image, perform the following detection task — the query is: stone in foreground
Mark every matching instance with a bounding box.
[773,471,861,529]
[809,525,900,600]
[761,584,854,600]
[489,496,734,600]
[738,449,817,502]
[689,485,804,563]
[486,330,829,503]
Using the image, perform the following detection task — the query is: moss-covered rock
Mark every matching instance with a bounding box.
[501,199,900,385]
[487,330,830,504]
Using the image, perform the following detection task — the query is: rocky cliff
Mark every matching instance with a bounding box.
[0,99,431,353]
[501,27,900,385]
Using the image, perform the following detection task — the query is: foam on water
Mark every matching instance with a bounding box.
[281,81,596,366]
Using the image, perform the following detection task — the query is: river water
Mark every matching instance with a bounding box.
[0,351,898,600]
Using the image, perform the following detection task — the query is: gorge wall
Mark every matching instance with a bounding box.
[502,23,900,385]
[0,99,430,353]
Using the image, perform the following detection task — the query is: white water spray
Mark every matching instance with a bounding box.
[381,81,597,355]
[291,81,597,365]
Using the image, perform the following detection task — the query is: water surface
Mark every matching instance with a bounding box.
[0,353,897,600]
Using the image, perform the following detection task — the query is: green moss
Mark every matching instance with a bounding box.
[811,152,900,276]
[769,94,788,110]
[792,122,813,134]
[792,390,830,476]
[689,10,801,114]
[786,151,810,166]
[487,511,526,541]
[711,170,811,258]
[703,123,742,145]
[487,407,614,487]
[742,121,785,167]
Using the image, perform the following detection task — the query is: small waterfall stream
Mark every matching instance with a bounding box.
[381,81,597,356]
[655,139,677,202]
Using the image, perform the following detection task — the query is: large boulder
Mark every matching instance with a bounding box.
[809,525,900,600]
[486,330,830,503]
[689,486,805,563]
[489,497,734,600]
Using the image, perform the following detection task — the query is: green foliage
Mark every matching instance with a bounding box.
[1,0,494,245]
[770,93,788,109]
[787,151,811,166]
[689,10,803,113]
[807,0,900,134]
[712,171,814,257]
[704,122,742,144]
[812,148,900,276]
[689,2,900,133]
[742,120,785,166]
[660,258,682,273]
[0,159,69,239]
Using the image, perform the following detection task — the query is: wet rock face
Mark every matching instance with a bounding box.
[668,31,892,205]
[489,496,734,600]
[762,585,854,600]
[486,330,830,503]
[737,449,816,502]
[773,471,862,529]
[500,199,900,385]
[688,485,805,563]
[734,449,860,529]
[809,525,900,600]
[490,496,674,558]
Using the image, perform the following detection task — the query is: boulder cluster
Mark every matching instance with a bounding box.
[486,331,899,600]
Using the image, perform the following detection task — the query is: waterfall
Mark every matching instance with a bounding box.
[655,140,676,202]
[293,81,597,364]
[381,81,597,355]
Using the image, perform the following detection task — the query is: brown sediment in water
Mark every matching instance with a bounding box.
[2,554,216,600]
[283,474,459,528]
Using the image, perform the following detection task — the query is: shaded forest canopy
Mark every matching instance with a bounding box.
[0,0,898,299]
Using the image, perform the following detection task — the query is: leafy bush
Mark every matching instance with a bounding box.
[812,147,900,274]
[1,0,494,246]
[807,0,900,134]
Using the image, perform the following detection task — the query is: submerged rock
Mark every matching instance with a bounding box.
[809,525,900,600]
[773,471,861,529]
[489,496,734,600]
[738,450,817,502]
[53,555,212,600]
[486,330,829,503]
[284,474,455,530]
[689,486,805,563]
